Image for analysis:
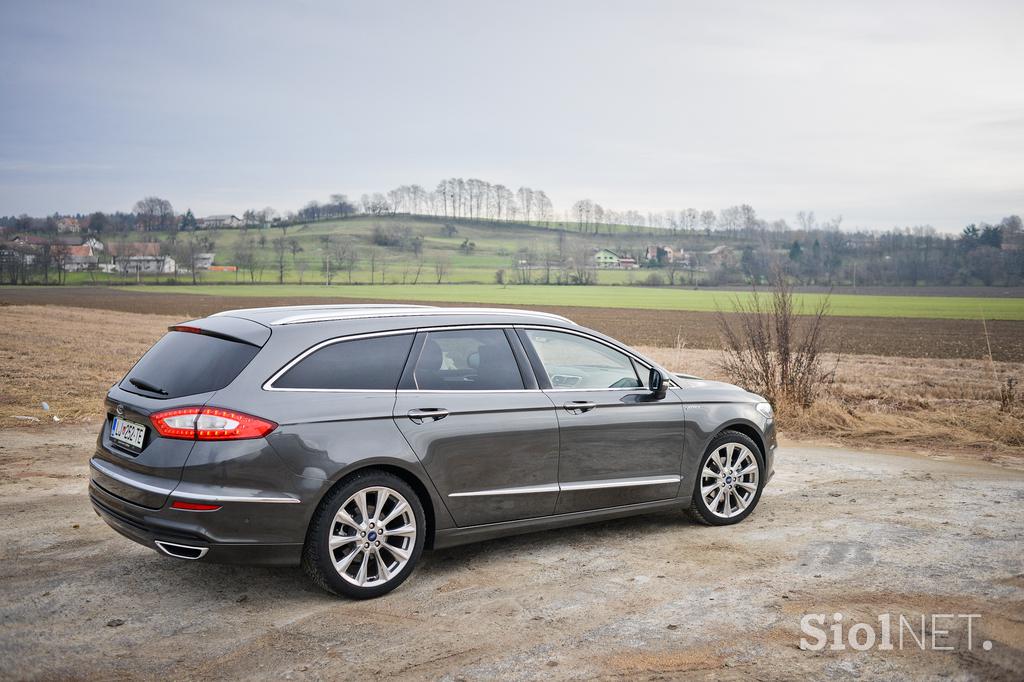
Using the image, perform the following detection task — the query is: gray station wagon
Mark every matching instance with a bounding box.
[90,304,776,598]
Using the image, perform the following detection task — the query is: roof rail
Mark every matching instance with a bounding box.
[269,307,575,326]
[212,303,435,318]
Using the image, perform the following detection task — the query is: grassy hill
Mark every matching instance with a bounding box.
[68,215,707,286]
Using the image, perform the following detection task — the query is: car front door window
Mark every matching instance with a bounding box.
[522,329,641,389]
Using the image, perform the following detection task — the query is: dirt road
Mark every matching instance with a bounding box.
[1,425,1022,680]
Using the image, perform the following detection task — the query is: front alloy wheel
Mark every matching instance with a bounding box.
[304,471,425,598]
[690,431,764,526]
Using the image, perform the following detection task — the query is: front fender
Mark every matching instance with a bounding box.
[679,403,775,504]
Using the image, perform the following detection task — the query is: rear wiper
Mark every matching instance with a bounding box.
[129,377,168,395]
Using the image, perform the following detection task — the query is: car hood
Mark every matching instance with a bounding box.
[670,373,762,403]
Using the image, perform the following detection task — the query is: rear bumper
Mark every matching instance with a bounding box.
[89,476,304,567]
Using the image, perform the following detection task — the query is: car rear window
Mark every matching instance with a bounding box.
[121,331,260,399]
[272,334,414,390]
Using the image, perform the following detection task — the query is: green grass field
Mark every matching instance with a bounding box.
[123,283,1024,320]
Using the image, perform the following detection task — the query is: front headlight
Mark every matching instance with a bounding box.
[755,402,773,419]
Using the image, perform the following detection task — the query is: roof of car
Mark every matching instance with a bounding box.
[211,303,575,327]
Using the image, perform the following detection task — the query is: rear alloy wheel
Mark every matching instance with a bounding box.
[689,431,764,526]
[303,471,425,599]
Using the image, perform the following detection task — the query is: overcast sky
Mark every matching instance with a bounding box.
[1,0,1021,231]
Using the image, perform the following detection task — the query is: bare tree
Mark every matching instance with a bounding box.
[289,238,306,284]
[337,241,359,283]
[193,232,214,284]
[235,237,256,283]
[272,237,288,284]
[570,243,597,285]
[796,211,816,232]
[434,256,450,283]
[133,196,174,232]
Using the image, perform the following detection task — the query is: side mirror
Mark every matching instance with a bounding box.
[648,367,667,400]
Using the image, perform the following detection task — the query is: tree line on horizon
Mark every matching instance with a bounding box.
[1,177,1022,288]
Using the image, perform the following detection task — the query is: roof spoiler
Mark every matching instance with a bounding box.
[168,316,271,347]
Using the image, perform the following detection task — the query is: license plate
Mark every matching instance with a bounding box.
[111,417,146,451]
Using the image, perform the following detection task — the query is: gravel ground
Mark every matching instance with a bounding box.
[1,425,1022,680]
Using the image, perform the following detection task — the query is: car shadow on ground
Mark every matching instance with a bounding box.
[109,509,698,601]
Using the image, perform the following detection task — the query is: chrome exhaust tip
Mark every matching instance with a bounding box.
[155,540,209,560]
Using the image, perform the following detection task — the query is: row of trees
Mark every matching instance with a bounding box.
[739,216,1024,287]
[347,180,555,224]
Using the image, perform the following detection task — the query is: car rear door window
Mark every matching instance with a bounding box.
[522,329,642,389]
[273,334,414,390]
[121,331,260,399]
[413,329,524,391]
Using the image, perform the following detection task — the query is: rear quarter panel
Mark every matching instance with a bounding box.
[216,335,456,533]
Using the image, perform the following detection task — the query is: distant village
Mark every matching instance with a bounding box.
[0,210,741,283]
[0,214,243,279]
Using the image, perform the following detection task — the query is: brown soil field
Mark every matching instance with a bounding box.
[3,285,1024,361]
[2,304,1021,459]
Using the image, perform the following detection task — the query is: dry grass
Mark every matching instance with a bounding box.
[638,345,1024,457]
[0,305,178,427]
[2,304,1022,459]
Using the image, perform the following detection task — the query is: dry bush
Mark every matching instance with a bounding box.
[715,269,834,408]
[1000,377,1019,413]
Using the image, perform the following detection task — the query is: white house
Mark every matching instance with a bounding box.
[194,252,216,270]
[201,214,243,228]
[116,255,176,274]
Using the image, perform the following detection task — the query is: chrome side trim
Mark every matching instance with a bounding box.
[90,459,173,496]
[263,324,536,392]
[447,475,681,498]
[397,389,539,394]
[448,483,559,498]
[91,459,301,504]
[262,322,661,394]
[171,490,301,504]
[559,475,681,492]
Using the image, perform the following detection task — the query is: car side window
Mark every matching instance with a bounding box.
[413,329,524,391]
[523,329,642,389]
[273,334,414,390]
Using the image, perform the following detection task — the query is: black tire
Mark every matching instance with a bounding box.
[688,430,765,526]
[303,470,426,599]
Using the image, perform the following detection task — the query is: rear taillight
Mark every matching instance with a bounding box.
[150,407,277,441]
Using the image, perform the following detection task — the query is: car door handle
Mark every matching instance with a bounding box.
[407,408,449,424]
[563,401,597,414]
